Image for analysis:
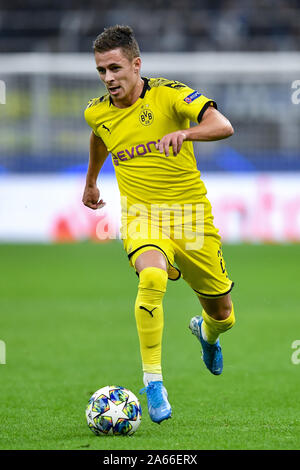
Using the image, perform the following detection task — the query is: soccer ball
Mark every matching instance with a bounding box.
[86,385,142,436]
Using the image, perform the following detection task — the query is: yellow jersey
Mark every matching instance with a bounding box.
[84,77,216,210]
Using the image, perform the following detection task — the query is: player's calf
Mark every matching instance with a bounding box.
[201,302,235,344]
[134,266,168,376]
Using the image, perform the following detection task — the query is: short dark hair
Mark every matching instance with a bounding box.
[93,25,140,60]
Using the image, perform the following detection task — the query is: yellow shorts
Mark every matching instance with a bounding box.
[122,198,234,298]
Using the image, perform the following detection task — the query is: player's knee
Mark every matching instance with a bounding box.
[226,303,235,329]
[220,302,233,321]
[206,302,235,332]
[208,295,233,321]
[202,297,235,325]
[219,302,235,330]
[218,305,235,324]
[139,267,168,293]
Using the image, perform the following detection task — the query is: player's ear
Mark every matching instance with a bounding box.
[133,57,141,74]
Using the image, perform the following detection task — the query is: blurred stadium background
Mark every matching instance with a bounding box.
[0,0,300,242]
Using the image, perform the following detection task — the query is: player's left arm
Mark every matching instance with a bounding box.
[157,107,234,157]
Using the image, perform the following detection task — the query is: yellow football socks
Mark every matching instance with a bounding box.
[202,303,235,344]
[134,267,168,375]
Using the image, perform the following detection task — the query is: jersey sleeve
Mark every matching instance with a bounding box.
[84,98,102,138]
[171,85,217,123]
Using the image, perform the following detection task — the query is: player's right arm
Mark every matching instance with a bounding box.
[82,131,109,210]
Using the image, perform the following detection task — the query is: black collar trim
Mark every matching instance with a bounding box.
[140,77,150,98]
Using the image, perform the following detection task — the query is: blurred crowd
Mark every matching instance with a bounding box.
[0,0,300,53]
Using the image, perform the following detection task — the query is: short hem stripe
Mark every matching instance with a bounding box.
[193,281,234,298]
[128,243,181,281]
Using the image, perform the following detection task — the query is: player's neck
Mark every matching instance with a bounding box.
[112,77,144,109]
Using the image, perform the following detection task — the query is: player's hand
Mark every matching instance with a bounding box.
[156,131,187,157]
[82,183,106,210]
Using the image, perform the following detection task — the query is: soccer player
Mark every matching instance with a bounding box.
[82,25,236,424]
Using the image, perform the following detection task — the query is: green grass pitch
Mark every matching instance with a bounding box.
[0,242,299,450]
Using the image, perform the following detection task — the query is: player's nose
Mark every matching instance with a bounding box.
[104,70,115,84]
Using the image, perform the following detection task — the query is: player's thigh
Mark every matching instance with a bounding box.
[174,231,234,298]
[135,249,167,273]
[123,231,180,279]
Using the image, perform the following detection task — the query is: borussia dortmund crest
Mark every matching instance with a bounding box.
[139,105,154,126]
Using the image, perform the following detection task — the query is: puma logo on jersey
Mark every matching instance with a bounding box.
[139,306,157,317]
[102,124,111,133]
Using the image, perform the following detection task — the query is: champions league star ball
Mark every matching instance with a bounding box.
[86,386,142,436]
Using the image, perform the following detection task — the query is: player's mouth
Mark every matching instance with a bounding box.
[108,85,121,95]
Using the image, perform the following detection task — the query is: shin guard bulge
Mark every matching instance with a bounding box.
[134,267,168,374]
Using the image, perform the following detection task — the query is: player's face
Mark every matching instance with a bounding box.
[95,48,142,107]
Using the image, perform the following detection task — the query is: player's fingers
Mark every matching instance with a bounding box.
[83,198,105,210]
[84,202,98,210]
[172,136,179,156]
[164,139,170,157]
[176,133,186,155]
[157,136,171,156]
[176,135,184,155]
[164,136,173,157]
[157,138,165,154]
[95,197,106,208]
